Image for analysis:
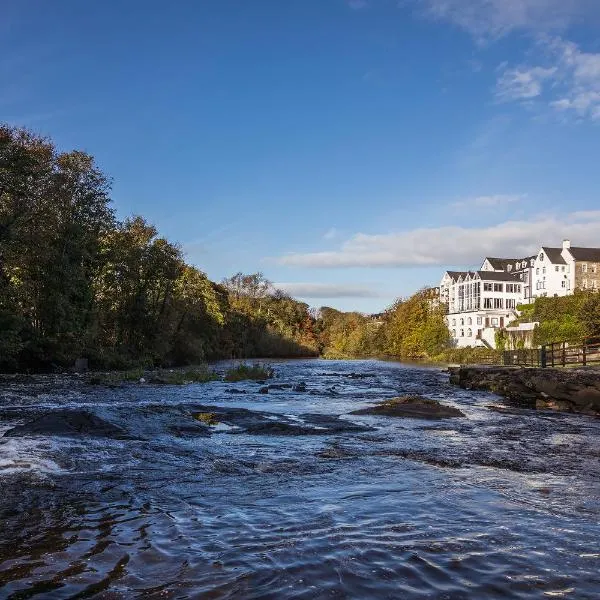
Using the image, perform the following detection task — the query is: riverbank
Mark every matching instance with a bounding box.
[449,365,600,416]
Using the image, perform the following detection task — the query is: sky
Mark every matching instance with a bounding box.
[2,0,600,313]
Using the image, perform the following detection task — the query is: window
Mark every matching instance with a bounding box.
[516,285,521,293]
[483,283,493,291]
[542,267,546,275]
[467,328,472,337]
[555,266,559,272]
[477,317,482,325]
[467,317,472,325]
[593,265,598,274]
[582,279,588,289]
[562,266,565,272]
[530,259,535,266]
[582,263,588,273]
[539,253,544,261]
[593,280,598,290]
[536,268,540,275]
[493,298,503,309]
[493,283,503,292]
[507,265,512,272]
[452,319,456,325]
[561,280,566,288]
[483,298,493,309]
[460,330,464,337]
[491,317,499,327]
[460,318,464,326]
[506,299,516,309]
[452,329,456,337]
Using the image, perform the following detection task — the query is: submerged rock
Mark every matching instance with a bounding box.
[189,405,372,436]
[4,410,128,438]
[351,396,465,419]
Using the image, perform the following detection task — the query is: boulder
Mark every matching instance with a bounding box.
[351,396,465,419]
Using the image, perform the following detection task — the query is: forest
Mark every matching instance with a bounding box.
[0,125,319,371]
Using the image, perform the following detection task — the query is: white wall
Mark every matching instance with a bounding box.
[531,249,570,298]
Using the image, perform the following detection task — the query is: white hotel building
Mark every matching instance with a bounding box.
[439,240,600,349]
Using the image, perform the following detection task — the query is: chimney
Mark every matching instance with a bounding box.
[562,239,571,250]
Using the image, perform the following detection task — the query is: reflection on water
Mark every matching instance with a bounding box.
[1,360,599,598]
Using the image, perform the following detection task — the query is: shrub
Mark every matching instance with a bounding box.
[224,363,275,382]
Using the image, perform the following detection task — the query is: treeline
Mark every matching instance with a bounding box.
[0,125,318,371]
[316,289,453,361]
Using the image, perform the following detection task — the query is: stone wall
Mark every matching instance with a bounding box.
[449,366,600,416]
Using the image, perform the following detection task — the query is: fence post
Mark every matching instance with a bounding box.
[541,346,547,368]
[551,343,555,367]
[583,341,587,367]
[562,342,566,367]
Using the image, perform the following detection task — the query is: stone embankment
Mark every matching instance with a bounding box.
[449,366,600,416]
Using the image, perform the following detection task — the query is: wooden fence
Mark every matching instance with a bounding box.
[502,337,600,368]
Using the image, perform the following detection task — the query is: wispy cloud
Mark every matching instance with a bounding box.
[347,0,369,10]
[451,194,526,209]
[275,210,600,268]
[496,37,600,121]
[323,228,339,240]
[418,0,597,41]
[274,282,380,298]
[496,66,557,101]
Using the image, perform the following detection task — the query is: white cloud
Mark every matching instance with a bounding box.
[496,37,600,120]
[274,282,380,298]
[452,194,525,209]
[419,0,597,40]
[496,66,557,100]
[323,227,339,240]
[275,210,600,268]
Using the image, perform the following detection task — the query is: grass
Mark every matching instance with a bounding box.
[149,366,219,385]
[88,367,145,385]
[224,363,275,382]
[88,365,218,386]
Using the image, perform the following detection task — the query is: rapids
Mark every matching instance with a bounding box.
[1,359,599,599]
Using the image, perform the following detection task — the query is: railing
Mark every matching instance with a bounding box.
[542,337,600,368]
[502,337,600,368]
[503,348,542,367]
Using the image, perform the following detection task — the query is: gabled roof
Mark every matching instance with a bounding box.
[541,247,567,264]
[476,270,521,282]
[445,270,469,279]
[567,247,600,262]
[482,256,536,272]
[483,257,522,271]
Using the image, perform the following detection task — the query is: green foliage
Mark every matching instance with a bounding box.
[149,366,219,384]
[513,292,600,346]
[194,412,220,425]
[224,363,275,382]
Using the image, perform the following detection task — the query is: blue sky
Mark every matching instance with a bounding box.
[3,0,600,312]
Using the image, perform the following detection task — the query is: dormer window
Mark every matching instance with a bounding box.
[539,253,544,261]
[507,265,512,272]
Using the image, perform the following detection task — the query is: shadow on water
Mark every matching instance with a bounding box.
[1,359,599,598]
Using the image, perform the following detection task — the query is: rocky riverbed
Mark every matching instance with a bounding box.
[449,365,600,415]
[1,359,600,598]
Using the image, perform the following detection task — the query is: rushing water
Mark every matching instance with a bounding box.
[1,359,599,599]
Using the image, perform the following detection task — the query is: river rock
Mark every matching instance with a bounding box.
[449,366,600,416]
[351,396,465,419]
[4,410,128,438]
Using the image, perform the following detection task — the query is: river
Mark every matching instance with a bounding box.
[1,359,599,599]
